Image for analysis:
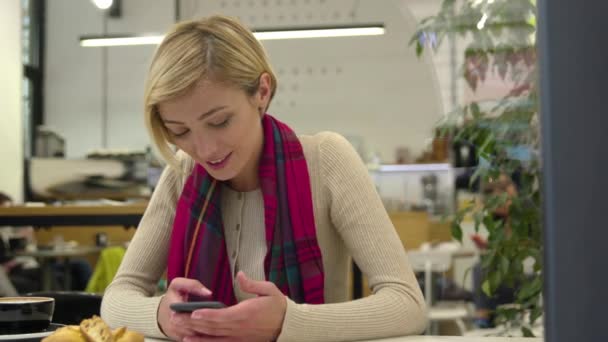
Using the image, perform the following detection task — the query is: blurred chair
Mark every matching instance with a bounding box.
[409,249,470,335]
[85,246,125,293]
[26,291,102,325]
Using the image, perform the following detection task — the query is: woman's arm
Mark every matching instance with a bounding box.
[278,133,427,342]
[100,153,189,337]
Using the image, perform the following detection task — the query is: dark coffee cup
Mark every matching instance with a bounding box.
[8,237,27,252]
[0,297,55,334]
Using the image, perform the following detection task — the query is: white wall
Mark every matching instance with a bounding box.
[407,0,466,113]
[0,1,23,202]
[46,0,447,162]
[45,0,175,158]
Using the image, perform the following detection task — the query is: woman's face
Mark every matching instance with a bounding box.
[158,75,271,188]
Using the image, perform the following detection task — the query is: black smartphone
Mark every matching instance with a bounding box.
[170,301,227,313]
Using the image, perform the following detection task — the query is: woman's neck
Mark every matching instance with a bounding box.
[228,170,259,192]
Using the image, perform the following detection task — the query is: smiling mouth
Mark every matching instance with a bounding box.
[206,152,232,169]
[209,156,228,164]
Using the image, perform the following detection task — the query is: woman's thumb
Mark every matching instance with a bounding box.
[236,271,277,296]
[169,277,212,297]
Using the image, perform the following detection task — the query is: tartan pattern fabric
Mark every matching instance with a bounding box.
[167,114,325,305]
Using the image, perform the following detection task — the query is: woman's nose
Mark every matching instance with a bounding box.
[193,134,218,161]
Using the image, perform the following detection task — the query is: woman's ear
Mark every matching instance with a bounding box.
[256,72,272,112]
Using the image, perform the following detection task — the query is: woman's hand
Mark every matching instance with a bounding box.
[158,277,212,341]
[176,271,287,342]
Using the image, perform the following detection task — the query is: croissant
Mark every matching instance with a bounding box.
[42,315,144,342]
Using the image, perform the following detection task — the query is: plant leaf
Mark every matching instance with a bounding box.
[517,275,542,302]
[482,279,492,297]
[530,306,543,325]
[441,0,456,11]
[473,210,484,232]
[489,269,502,293]
[451,221,463,242]
[522,326,535,337]
[416,41,424,57]
[470,102,481,118]
[500,256,510,277]
[481,250,495,268]
[483,215,496,234]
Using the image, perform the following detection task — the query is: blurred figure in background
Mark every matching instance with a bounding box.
[0,236,19,296]
[0,268,18,296]
[0,192,93,293]
[471,173,519,328]
[0,192,40,295]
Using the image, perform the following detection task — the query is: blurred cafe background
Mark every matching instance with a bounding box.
[1,0,607,340]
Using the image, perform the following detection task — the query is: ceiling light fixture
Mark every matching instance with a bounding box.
[91,0,113,10]
[79,24,385,47]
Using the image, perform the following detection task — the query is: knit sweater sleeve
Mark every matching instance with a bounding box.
[100,152,191,338]
[277,132,427,342]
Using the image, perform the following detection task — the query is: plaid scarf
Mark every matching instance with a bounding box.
[167,114,325,305]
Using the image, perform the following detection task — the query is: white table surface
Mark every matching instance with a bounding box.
[355,337,542,342]
[145,336,542,342]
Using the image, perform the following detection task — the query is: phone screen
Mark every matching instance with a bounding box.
[170,301,227,313]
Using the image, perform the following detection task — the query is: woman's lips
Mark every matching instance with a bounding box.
[206,152,232,170]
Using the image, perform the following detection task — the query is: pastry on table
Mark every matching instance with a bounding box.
[42,315,144,342]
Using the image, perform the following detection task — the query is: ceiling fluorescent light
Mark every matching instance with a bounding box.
[254,25,385,40]
[80,35,164,47]
[80,24,385,47]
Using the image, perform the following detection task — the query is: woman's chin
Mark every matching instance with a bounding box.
[204,167,237,182]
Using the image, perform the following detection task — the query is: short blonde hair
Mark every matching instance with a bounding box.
[143,15,277,169]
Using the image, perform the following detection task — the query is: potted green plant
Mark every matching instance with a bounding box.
[410,0,542,336]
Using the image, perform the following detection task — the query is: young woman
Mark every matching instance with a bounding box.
[101,15,426,342]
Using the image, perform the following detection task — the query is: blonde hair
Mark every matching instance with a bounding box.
[143,15,277,169]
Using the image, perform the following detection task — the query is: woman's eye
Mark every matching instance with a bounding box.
[210,118,230,128]
[171,130,190,138]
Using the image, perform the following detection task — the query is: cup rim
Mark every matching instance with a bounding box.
[0,297,54,304]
